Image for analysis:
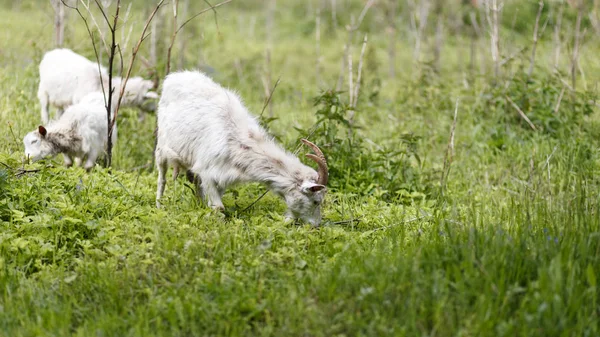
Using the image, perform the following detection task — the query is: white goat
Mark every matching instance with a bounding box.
[155,71,329,226]
[24,92,116,171]
[37,48,158,123]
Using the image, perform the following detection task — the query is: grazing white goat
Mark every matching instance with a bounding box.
[38,48,158,123]
[23,92,116,171]
[155,71,329,226]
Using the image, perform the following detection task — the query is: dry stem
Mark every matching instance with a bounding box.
[166,0,233,75]
[506,95,537,131]
[336,0,375,90]
[110,0,166,137]
[571,0,584,89]
[554,86,566,114]
[316,6,321,86]
[553,3,563,69]
[485,0,501,80]
[352,34,368,109]
[527,0,544,81]
[166,0,180,75]
[441,98,459,196]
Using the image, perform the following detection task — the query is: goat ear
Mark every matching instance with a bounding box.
[302,183,326,193]
[309,184,326,192]
[38,126,47,137]
[144,91,159,99]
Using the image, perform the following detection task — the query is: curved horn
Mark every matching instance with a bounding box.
[301,139,328,186]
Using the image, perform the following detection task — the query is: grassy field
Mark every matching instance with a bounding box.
[1,0,600,335]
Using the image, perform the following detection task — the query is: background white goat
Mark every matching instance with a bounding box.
[37,48,158,123]
[155,71,329,226]
[24,92,117,171]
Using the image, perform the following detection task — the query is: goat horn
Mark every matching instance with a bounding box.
[301,139,328,186]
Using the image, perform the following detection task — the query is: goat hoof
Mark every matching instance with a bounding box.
[211,205,225,212]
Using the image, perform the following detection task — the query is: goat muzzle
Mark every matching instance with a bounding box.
[301,139,328,186]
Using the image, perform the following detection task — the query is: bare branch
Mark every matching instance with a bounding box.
[103,0,121,168]
[166,0,180,75]
[110,0,166,135]
[441,99,459,196]
[336,0,375,90]
[166,0,233,75]
[554,85,566,114]
[79,0,109,53]
[348,52,353,106]
[61,0,107,113]
[202,0,222,34]
[176,0,232,35]
[506,95,537,131]
[315,5,321,86]
[93,0,112,27]
[259,76,281,118]
[554,3,563,69]
[527,1,544,81]
[489,0,501,80]
[572,0,584,89]
[51,0,67,47]
[352,34,368,109]
[356,0,376,26]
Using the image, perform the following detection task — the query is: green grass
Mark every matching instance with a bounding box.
[1,1,600,336]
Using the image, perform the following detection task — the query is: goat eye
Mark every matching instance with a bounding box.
[31,140,37,144]
[313,201,319,206]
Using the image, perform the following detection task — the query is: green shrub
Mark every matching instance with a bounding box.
[305,90,431,203]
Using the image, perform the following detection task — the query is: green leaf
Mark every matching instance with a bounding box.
[586,264,596,288]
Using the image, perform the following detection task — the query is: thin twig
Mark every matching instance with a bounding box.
[499,47,525,66]
[259,76,281,118]
[336,0,375,90]
[348,52,353,107]
[572,0,584,88]
[352,34,368,108]
[542,146,558,181]
[15,169,41,177]
[7,122,20,151]
[111,0,165,136]
[315,5,321,86]
[441,98,459,195]
[176,0,232,35]
[527,0,544,81]
[167,0,232,74]
[79,0,109,53]
[554,85,566,114]
[330,219,362,225]
[559,77,575,92]
[202,0,222,34]
[93,0,111,27]
[61,0,107,115]
[103,0,121,168]
[386,0,397,78]
[486,0,501,81]
[166,0,180,75]
[554,3,563,69]
[505,95,537,131]
[240,190,269,213]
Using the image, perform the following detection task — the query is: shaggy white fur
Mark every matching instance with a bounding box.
[37,48,157,123]
[24,92,116,171]
[155,71,328,226]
